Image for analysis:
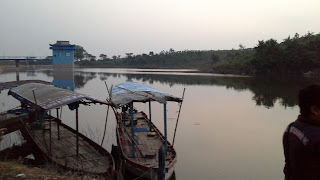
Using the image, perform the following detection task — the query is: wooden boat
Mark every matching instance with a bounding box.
[8,83,115,177]
[0,108,29,135]
[109,82,183,180]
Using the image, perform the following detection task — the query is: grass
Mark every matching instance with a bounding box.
[0,160,101,180]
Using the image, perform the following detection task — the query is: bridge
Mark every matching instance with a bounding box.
[0,56,52,67]
[0,41,75,68]
[0,56,51,61]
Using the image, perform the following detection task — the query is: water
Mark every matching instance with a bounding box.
[1,67,319,180]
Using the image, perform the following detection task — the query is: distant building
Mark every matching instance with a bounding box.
[49,41,76,68]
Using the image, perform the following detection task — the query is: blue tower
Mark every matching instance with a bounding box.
[49,41,76,68]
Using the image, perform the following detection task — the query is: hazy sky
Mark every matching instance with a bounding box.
[1,0,319,57]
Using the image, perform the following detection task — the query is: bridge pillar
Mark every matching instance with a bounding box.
[15,60,20,81]
[15,60,19,68]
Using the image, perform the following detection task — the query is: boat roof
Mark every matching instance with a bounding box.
[111,82,182,107]
[0,80,52,91]
[8,83,109,111]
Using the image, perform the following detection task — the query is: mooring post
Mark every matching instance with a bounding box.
[164,103,168,153]
[76,108,79,157]
[158,146,165,180]
[56,108,60,140]
[149,101,152,130]
[130,103,135,158]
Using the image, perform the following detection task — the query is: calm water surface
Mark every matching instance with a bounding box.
[1,68,319,180]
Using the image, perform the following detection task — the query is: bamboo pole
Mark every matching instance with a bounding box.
[49,110,52,156]
[164,103,168,153]
[76,108,79,157]
[56,108,60,140]
[172,88,185,147]
[130,103,135,158]
[101,82,112,146]
[149,100,152,130]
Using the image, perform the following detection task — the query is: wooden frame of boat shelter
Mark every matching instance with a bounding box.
[110,82,183,157]
[8,83,110,157]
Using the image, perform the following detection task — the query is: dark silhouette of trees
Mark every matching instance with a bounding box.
[251,33,320,74]
[74,45,86,61]
[211,53,220,63]
[99,54,107,60]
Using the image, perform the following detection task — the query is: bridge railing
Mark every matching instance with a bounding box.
[0,56,50,61]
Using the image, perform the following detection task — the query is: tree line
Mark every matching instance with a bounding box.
[73,32,320,75]
[212,32,320,75]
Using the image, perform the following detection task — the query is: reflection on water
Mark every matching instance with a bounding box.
[40,69,320,108]
[53,68,74,91]
[2,68,320,180]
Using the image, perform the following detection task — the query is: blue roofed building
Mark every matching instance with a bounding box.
[49,41,76,68]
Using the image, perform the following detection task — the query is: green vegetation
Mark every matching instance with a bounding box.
[75,48,214,69]
[74,32,320,75]
[213,32,320,75]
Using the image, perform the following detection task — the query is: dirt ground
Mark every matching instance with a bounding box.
[0,161,104,180]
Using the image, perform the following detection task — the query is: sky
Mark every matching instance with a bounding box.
[0,0,319,57]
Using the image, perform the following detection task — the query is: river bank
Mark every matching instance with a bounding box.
[0,161,100,179]
[0,65,54,74]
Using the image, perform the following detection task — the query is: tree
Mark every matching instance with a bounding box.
[112,55,117,60]
[99,54,107,60]
[74,45,86,61]
[211,53,220,63]
[125,53,133,60]
[239,44,245,50]
[86,54,96,61]
[251,39,282,73]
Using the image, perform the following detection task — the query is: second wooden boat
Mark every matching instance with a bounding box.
[109,82,183,180]
[8,83,115,177]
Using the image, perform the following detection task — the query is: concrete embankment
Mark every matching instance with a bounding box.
[0,65,53,74]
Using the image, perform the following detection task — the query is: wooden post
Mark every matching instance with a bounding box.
[32,90,38,106]
[158,146,165,180]
[164,103,168,153]
[149,101,152,130]
[76,108,79,157]
[130,103,135,158]
[56,108,60,140]
[49,110,52,156]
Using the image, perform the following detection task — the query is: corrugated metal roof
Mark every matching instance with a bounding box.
[9,83,108,110]
[0,80,52,91]
[111,82,182,107]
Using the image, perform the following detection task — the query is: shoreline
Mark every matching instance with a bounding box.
[1,65,319,79]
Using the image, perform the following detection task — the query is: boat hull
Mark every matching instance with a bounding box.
[125,158,175,180]
[21,116,115,178]
[115,111,177,180]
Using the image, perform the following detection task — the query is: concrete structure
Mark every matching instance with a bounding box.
[49,41,76,68]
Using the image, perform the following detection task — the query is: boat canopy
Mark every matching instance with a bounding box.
[111,82,182,107]
[8,83,109,111]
